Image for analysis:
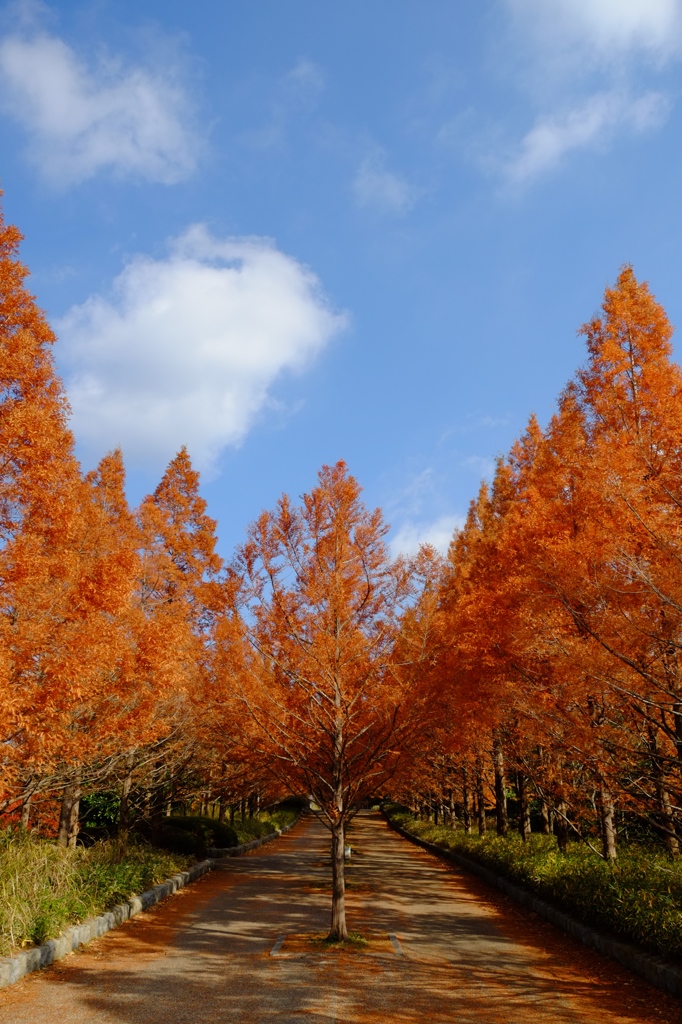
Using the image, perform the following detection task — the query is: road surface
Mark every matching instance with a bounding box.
[0,811,679,1023]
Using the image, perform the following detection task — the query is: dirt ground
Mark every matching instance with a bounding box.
[0,811,680,1023]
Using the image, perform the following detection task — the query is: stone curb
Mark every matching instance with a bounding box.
[0,815,300,990]
[385,814,682,999]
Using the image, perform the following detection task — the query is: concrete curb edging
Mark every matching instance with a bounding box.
[0,815,300,991]
[384,814,682,999]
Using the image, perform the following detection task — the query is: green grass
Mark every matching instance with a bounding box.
[232,808,296,844]
[384,804,682,960]
[0,829,192,957]
[311,930,368,950]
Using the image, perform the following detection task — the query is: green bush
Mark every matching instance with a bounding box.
[154,826,203,856]
[0,829,191,957]
[232,808,296,844]
[162,816,238,853]
[156,806,297,854]
[384,804,682,960]
[79,791,121,832]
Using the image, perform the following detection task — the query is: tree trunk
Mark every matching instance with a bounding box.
[58,776,81,848]
[448,788,455,829]
[240,795,246,821]
[218,792,226,823]
[119,751,135,831]
[329,821,348,941]
[493,735,508,836]
[517,772,531,842]
[150,777,165,829]
[656,782,680,858]
[540,799,552,835]
[599,786,617,862]
[462,768,472,834]
[648,726,679,857]
[328,687,348,943]
[555,798,569,854]
[20,793,32,830]
[229,802,236,825]
[475,760,486,835]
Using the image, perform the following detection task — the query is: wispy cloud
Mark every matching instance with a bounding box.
[246,58,325,150]
[464,455,496,480]
[57,226,347,476]
[507,0,682,60]
[353,148,417,214]
[0,28,199,185]
[390,514,463,557]
[491,0,681,185]
[504,89,670,185]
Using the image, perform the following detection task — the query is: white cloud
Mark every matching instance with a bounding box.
[0,31,198,185]
[507,0,682,58]
[505,89,670,184]
[490,1,681,185]
[390,515,464,558]
[57,226,347,475]
[353,149,417,214]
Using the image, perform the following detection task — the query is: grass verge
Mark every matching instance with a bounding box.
[0,829,192,958]
[384,803,682,961]
[232,808,296,845]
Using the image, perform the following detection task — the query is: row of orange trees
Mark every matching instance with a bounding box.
[0,201,277,845]
[0,197,441,941]
[4,189,682,937]
[0,199,435,894]
[402,266,682,863]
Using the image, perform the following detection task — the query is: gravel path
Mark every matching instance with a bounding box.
[0,811,679,1023]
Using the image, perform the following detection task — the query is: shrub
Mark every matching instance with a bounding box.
[164,816,238,850]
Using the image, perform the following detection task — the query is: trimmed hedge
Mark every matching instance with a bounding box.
[157,816,238,855]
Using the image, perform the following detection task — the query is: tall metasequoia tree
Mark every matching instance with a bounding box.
[131,447,225,825]
[0,199,151,838]
[234,461,431,940]
[0,198,107,814]
[565,267,682,854]
[54,450,141,845]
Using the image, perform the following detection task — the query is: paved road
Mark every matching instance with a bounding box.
[0,812,680,1023]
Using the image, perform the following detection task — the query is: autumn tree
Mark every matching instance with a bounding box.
[125,447,226,828]
[423,267,682,862]
[0,198,144,835]
[234,461,432,940]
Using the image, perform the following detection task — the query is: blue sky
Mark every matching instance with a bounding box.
[2,0,682,556]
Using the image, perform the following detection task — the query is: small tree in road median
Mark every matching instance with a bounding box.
[233,461,433,941]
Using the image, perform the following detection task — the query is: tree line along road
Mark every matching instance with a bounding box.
[0,811,679,1024]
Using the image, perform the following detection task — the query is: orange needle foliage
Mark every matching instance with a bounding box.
[0,199,134,807]
[232,461,434,939]
[419,268,682,860]
[6,177,682,874]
